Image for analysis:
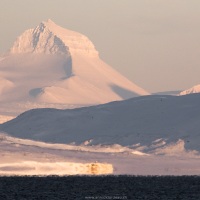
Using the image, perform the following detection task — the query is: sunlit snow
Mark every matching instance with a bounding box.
[0,19,149,122]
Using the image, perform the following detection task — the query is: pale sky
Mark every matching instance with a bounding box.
[1,0,200,93]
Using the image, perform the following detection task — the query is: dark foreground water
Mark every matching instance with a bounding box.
[0,176,200,200]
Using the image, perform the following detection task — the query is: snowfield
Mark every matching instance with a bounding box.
[1,94,200,175]
[1,19,200,176]
[0,133,200,176]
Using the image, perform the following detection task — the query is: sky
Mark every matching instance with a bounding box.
[0,0,200,93]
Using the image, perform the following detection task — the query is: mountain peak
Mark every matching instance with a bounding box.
[44,19,54,24]
[179,84,200,96]
[40,19,58,29]
[9,20,99,57]
[0,19,150,119]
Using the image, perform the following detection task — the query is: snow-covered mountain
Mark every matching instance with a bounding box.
[1,94,200,153]
[0,19,149,120]
[179,84,200,96]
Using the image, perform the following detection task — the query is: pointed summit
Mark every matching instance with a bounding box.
[0,20,149,119]
[45,18,54,24]
[9,20,99,56]
[40,19,59,29]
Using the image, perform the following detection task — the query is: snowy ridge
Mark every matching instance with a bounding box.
[1,94,200,153]
[179,84,200,95]
[9,19,98,57]
[0,133,145,154]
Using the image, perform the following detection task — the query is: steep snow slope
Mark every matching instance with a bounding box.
[179,84,200,95]
[1,94,200,153]
[0,19,149,118]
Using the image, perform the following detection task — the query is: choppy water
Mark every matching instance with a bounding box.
[0,176,199,200]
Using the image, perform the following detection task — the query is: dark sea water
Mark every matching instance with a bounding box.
[0,176,200,200]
